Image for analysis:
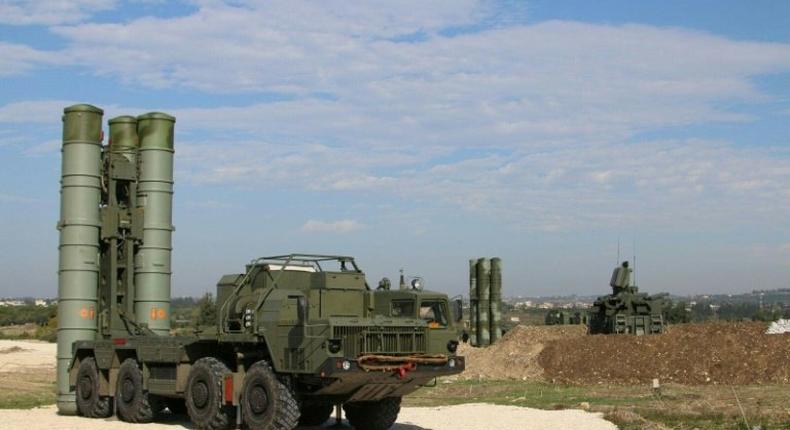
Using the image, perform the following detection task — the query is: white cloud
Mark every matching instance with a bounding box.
[11,13,779,166]
[23,139,61,156]
[0,100,77,123]
[0,42,60,76]
[0,0,116,25]
[183,199,235,210]
[301,219,366,233]
[1,3,789,234]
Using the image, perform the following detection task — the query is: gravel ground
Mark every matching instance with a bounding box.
[0,404,617,430]
[0,339,55,370]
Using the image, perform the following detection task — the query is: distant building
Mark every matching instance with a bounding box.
[0,299,24,307]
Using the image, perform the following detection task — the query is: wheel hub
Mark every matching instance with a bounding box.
[248,384,268,415]
[78,375,93,399]
[192,381,209,409]
[121,377,136,403]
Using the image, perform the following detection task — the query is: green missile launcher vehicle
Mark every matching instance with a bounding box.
[588,261,667,335]
[71,254,464,430]
[56,105,464,430]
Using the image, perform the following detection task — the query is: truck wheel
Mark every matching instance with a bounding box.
[241,361,300,430]
[298,401,333,426]
[75,357,112,418]
[343,397,401,430]
[116,358,160,423]
[186,357,235,430]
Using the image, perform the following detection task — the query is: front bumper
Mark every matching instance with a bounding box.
[311,355,465,401]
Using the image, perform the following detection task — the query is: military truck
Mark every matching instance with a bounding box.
[71,254,464,429]
[55,105,463,430]
[588,261,667,335]
[545,310,586,326]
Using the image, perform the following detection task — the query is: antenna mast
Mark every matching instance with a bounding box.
[633,238,637,287]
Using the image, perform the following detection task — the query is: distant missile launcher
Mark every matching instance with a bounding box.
[588,261,667,335]
[467,257,503,347]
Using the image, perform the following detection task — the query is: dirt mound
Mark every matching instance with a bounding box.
[457,325,586,380]
[539,322,790,385]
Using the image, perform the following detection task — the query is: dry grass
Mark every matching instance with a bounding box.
[0,368,55,409]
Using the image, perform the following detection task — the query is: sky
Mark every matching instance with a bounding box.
[0,0,789,298]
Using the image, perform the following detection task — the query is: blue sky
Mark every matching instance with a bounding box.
[0,0,788,298]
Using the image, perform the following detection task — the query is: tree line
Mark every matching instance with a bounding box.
[0,294,218,340]
[664,301,790,324]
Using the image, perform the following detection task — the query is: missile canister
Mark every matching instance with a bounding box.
[56,104,103,414]
[476,257,491,346]
[108,116,139,157]
[105,116,139,331]
[468,259,478,347]
[490,257,502,343]
[134,112,175,335]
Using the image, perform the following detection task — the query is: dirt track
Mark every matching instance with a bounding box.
[0,339,617,430]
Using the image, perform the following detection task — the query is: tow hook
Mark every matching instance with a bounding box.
[396,362,416,379]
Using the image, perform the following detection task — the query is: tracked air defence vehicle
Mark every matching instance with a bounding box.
[587,261,667,335]
[56,104,465,430]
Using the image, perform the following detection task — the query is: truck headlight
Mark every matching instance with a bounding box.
[447,340,458,353]
[342,360,352,371]
[327,339,342,354]
[448,358,456,368]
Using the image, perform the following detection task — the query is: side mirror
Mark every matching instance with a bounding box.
[452,298,463,323]
[296,296,308,323]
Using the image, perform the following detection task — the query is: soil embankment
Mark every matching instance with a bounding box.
[539,322,790,385]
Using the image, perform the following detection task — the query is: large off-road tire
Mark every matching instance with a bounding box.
[75,357,112,418]
[116,358,161,423]
[241,360,300,430]
[343,397,401,430]
[297,400,333,426]
[186,357,236,430]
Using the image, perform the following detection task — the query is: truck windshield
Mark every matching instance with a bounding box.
[391,300,415,317]
[419,301,448,327]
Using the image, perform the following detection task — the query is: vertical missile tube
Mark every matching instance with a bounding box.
[134,113,175,335]
[476,257,491,346]
[105,116,139,334]
[468,259,478,347]
[490,257,502,344]
[56,104,103,414]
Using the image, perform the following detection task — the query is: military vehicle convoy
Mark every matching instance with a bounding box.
[545,310,586,326]
[56,104,464,430]
[588,261,667,335]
